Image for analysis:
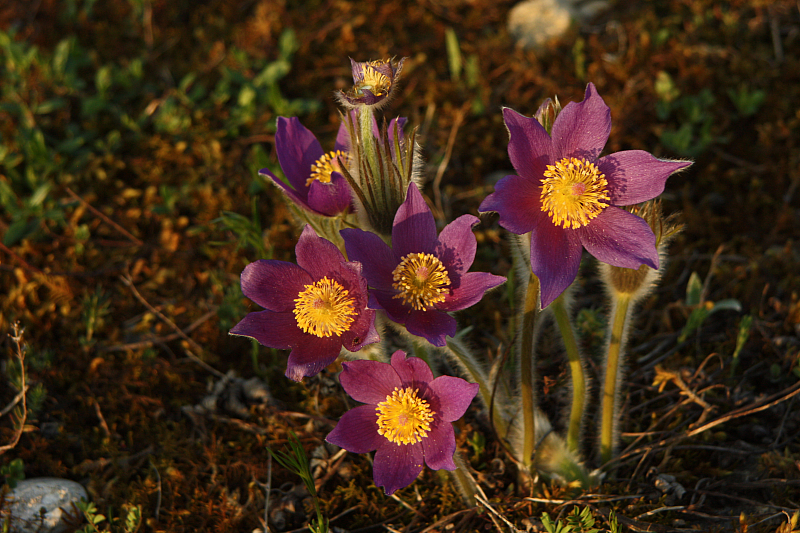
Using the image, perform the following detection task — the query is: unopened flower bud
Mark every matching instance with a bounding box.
[533,96,562,136]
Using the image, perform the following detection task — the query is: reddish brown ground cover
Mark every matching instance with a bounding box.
[1,0,799,531]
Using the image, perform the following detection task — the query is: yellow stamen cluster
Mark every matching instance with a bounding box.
[376,387,435,445]
[355,65,391,98]
[293,277,356,337]
[391,253,451,311]
[308,150,350,186]
[540,157,610,229]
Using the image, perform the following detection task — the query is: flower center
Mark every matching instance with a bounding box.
[540,157,610,229]
[376,387,435,446]
[308,150,350,186]
[293,277,357,337]
[391,253,451,311]
[355,65,391,97]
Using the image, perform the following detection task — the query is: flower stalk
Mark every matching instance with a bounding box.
[598,201,684,464]
[450,451,478,507]
[357,106,380,203]
[550,292,586,453]
[519,269,541,472]
[600,290,631,464]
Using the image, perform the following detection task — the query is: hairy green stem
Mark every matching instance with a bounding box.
[600,292,631,465]
[357,107,382,211]
[520,272,540,470]
[450,451,478,507]
[445,340,507,438]
[444,341,490,407]
[551,293,586,453]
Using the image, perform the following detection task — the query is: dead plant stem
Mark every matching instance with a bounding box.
[0,323,27,455]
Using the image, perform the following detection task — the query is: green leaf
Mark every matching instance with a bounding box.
[685,271,702,306]
[3,218,41,246]
[709,299,742,314]
[35,98,67,114]
[278,28,298,58]
[95,64,112,95]
[29,182,52,207]
[445,27,462,82]
[730,314,753,377]
[255,59,290,87]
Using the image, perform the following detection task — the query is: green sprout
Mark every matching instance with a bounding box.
[268,432,329,533]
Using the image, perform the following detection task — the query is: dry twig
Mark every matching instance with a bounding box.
[0,323,27,455]
[66,186,143,246]
[120,273,224,378]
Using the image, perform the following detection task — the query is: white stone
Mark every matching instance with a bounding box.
[508,0,610,50]
[508,0,573,50]
[4,478,88,533]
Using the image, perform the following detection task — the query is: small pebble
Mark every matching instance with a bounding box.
[508,0,573,51]
[508,0,610,51]
[5,478,88,533]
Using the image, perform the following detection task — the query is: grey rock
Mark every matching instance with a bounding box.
[4,478,88,533]
[198,371,272,418]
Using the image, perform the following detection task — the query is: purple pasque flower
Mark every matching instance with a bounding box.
[326,350,478,495]
[230,225,379,381]
[479,82,691,308]
[342,183,506,347]
[338,57,405,110]
[260,117,353,217]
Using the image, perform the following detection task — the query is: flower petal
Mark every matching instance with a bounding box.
[326,404,384,453]
[373,441,424,495]
[435,214,479,278]
[340,359,402,405]
[551,82,611,161]
[285,333,342,381]
[259,167,312,209]
[390,351,434,385]
[598,151,692,205]
[503,107,555,179]
[392,183,437,258]
[230,310,301,350]
[306,173,353,216]
[370,288,409,317]
[376,287,454,347]
[240,260,311,311]
[335,118,351,152]
[421,422,457,471]
[341,228,397,290]
[576,206,659,270]
[529,221,583,308]
[341,308,380,352]
[329,259,379,351]
[275,116,324,191]
[438,271,506,312]
[403,308,457,347]
[429,376,479,422]
[387,117,408,143]
[295,225,346,279]
[478,174,546,236]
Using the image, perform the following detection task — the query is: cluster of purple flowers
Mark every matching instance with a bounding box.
[231,63,689,496]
